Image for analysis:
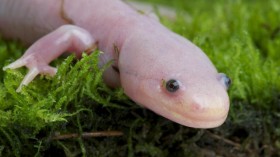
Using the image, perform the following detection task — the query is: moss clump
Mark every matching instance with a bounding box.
[0,50,132,156]
[0,0,280,156]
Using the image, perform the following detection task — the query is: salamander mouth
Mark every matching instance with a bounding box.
[139,97,229,128]
[168,108,229,128]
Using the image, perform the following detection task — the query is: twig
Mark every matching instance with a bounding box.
[205,130,241,148]
[52,131,124,140]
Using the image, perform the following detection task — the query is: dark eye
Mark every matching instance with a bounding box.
[166,79,180,93]
[220,74,231,90]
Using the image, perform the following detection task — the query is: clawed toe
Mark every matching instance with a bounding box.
[4,59,57,92]
[16,67,40,92]
[16,65,57,92]
[3,57,28,71]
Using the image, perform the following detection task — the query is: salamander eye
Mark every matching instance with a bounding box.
[219,73,231,90]
[166,79,180,93]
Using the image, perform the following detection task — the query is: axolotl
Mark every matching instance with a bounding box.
[0,0,231,128]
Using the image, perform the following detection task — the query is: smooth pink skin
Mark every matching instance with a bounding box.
[0,0,230,128]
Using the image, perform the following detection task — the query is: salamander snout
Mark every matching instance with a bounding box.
[158,73,231,128]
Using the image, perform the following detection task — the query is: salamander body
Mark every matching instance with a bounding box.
[0,0,231,128]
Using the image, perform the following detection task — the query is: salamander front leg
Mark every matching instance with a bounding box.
[3,25,97,92]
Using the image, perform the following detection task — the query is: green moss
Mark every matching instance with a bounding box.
[0,0,280,156]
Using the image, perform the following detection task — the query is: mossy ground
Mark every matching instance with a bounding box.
[0,0,280,156]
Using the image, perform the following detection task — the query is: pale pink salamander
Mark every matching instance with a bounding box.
[0,0,231,128]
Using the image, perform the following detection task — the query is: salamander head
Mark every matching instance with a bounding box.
[133,71,231,128]
[119,28,230,128]
[120,45,230,129]
[121,60,230,128]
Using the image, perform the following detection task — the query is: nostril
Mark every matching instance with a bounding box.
[190,102,203,111]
